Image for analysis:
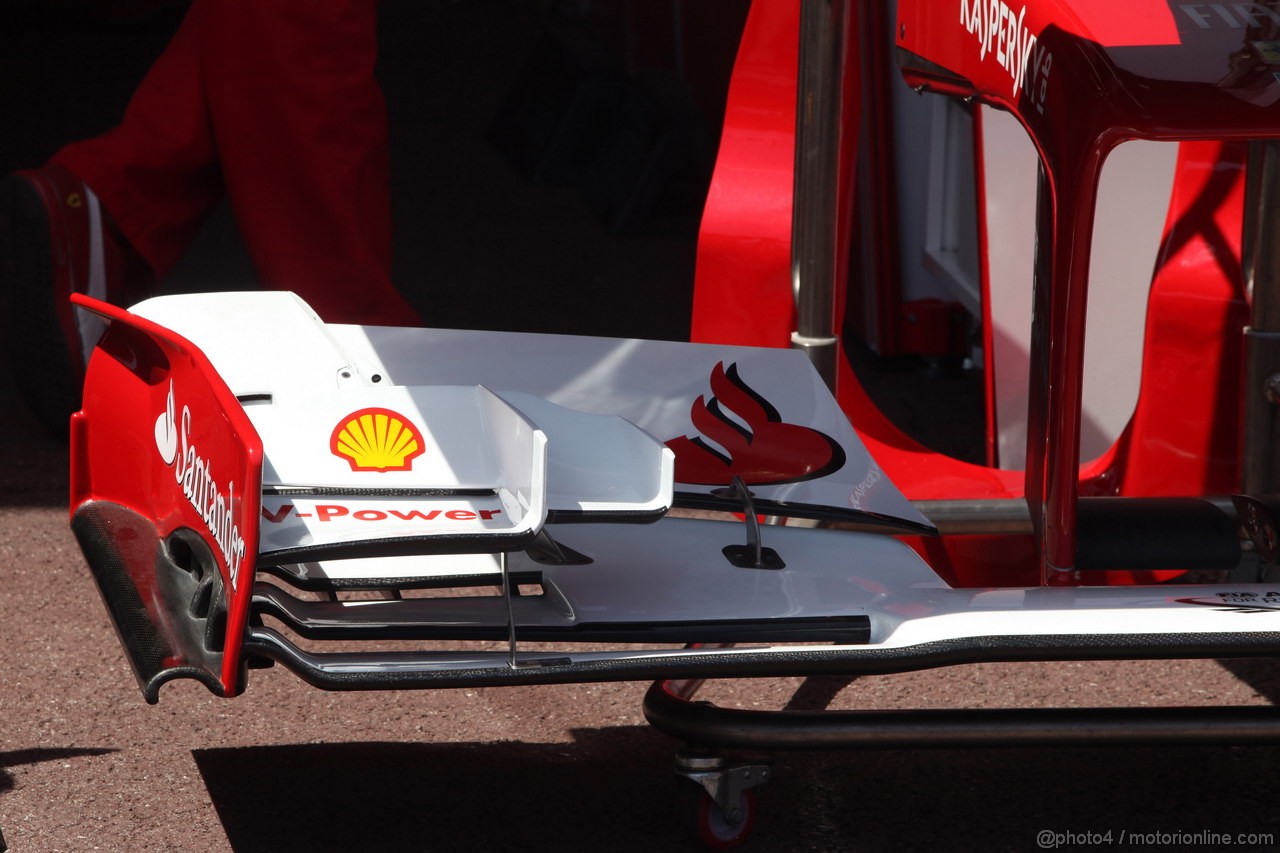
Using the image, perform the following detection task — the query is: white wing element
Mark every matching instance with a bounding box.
[249,385,672,561]
[130,292,675,562]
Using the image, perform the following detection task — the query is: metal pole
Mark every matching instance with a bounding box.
[791,0,849,391]
[645,679,1280,750]
[1241,140,1280,495]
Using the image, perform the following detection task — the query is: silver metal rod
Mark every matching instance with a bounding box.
[912,499,1034,535]
[1245,141,1280,330]
[501,551,519,669]
[791,0,849,391]
[646,679,1280,750]
[1241,140,1280,494]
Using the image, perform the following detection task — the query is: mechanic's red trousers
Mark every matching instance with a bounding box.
[53,0,421,326]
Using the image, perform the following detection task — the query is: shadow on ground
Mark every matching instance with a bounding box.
[194,726,1280,853]
[0,747,118,795]
[1217,659,1280,706]
[195,727,695,853]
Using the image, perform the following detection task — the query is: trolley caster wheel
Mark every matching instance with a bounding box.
[695,789,758,850]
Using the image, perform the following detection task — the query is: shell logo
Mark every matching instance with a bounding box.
[330,407,426,472]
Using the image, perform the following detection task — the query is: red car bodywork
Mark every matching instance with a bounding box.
[69,295,262,699]
[692,0,1261,585]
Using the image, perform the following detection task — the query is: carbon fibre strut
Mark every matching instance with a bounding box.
[715,476,785,570]
[502,551,518,668]
[500,550,570,670]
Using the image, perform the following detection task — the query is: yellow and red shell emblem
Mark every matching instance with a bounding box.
[330,407,426,472]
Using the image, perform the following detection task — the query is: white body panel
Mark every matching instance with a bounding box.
[271,518,1280,655]
[331,324,925,526]
[256,384,548,556]
[134,293,678,561]
[129,292,1264,659]
[980,111,1178,467]
[132,292,930,535]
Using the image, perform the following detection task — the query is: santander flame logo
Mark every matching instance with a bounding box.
[331,407,426,472]
[154,381,248,590]
[665,362,845,486]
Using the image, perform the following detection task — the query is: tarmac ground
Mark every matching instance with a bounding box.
[4,3,1280,851]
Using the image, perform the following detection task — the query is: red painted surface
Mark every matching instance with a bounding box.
[1083,141,1248,502]
[898,0,1275,578]
[665,361,845,486]
[70,294,262,695]
[897,299,967,357]
[855,0,906,357]
[972,108,999,468]
[693,0,1258,586]
[690,0,799,349]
